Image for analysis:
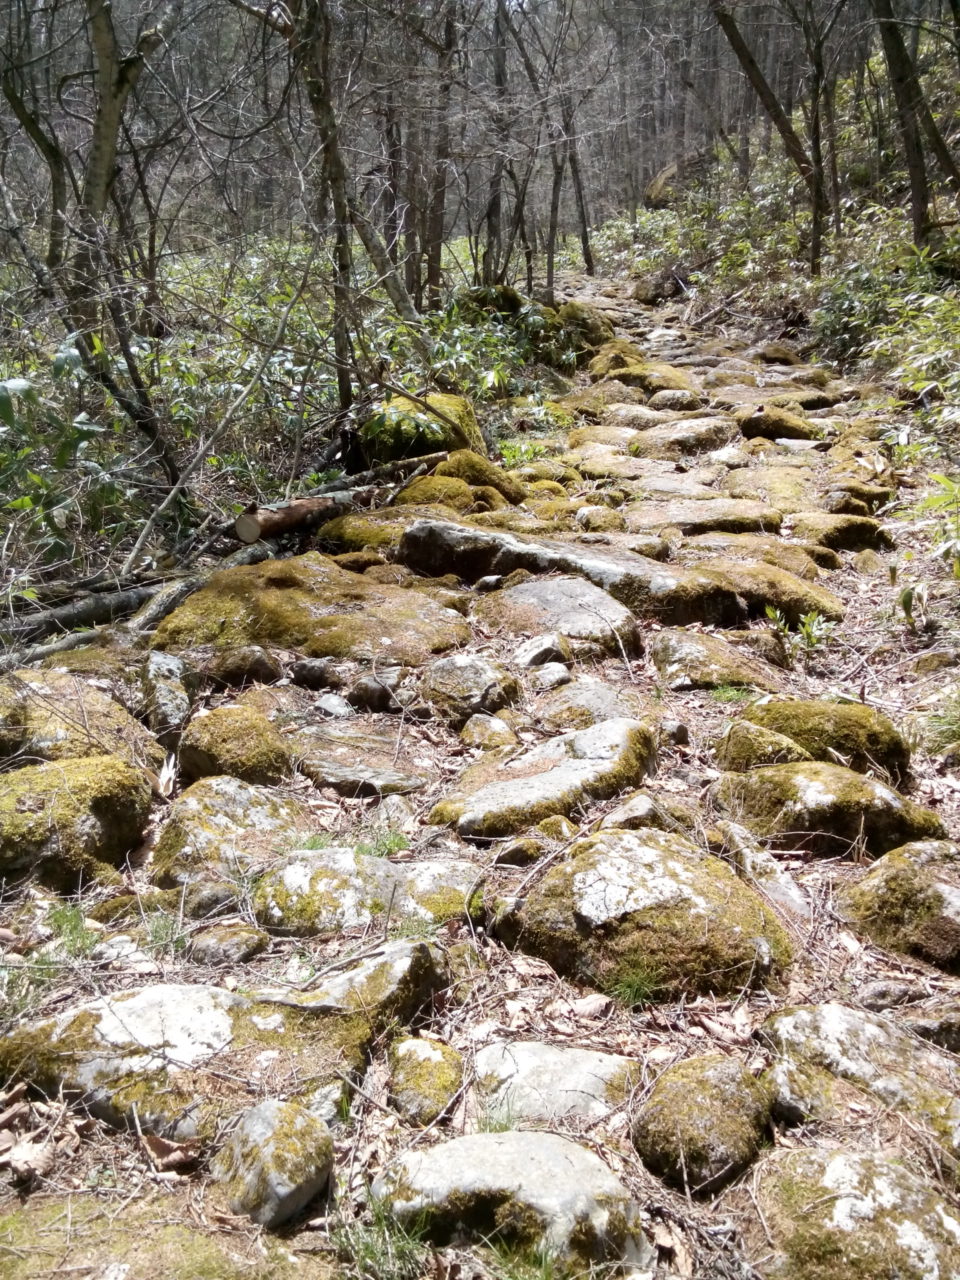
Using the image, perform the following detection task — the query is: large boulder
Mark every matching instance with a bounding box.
[0,756,151,884]
[154,552,471,666]
[742,699,911,784]
[179,705,293,785]
[495,826,791,998]
[713,762,943,857]
[372,1131,653,1270]
[648,629,782,692]
[359,392,486,462]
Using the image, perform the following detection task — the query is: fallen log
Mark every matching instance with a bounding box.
[233,493,361,544]
[304,451,449,497]
[2,584,163,645]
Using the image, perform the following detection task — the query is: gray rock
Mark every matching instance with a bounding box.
[624,497,783,537]
[290,658,341,690]
[718,820,811,921]
[187,923,269,966]
[512,632,574,668]
[496,826,790,998]
[743,1149,960,1279]
[460,714,517,749]
[297,722,427,796]
[632,1054,772,1193]
[476,575,641,658]
[430,718,656,839]
[372,1131,653,1270]
[535,677,653,731]
[253,848,480,935]
[474,1040,636,1123]
[527,662,572,691]
[141,650,192,743]
[396,520,746,627]
[858,979,920,1012]
[389,1038,463,1126]
[314,692,355,718]
[628,417,738,460]
[347,669,402,712]
[901,1002,960,1053]
[648,388,703,411]
[211,1099,333,1227]
[649,629,781,692]
[418,654,520,727]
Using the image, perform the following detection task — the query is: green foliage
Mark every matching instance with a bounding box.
[331,1198,429,1280]
[765,606,836,662]
[46,903,98,958]
[926,688,960,751]
[355,828,410,858]
[144,911,187,957]
[916,474,960,577]
[710,685,754,704]
[606,961,661,1007]
[498,440,549,468]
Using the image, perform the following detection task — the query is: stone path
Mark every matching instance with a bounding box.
[3,277,960,1278]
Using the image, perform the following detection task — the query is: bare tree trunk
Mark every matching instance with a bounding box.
[870,0,932,240]
[425,0,456,308]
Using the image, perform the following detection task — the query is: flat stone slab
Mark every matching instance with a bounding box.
[628,416,737,459]
[496,826,790,998]
[430,717,656,838]
[475,575,641,657]
[297,722,428,796]
[398,520,746,626]
[649,629,782,691]
[624,498,782,536]
[253,846,480,935]
[474,1040,637,1123]
[534,677,653,730]
[713,761,943,857]
[372,1131,654,1269]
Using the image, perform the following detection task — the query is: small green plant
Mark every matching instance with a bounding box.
[710,684,753,704]
[498,440,549,468]
[301,832,336,850]
[355,828,410,858]
[47,903,98,958]
[898,582,929,632]
[476,1098,520,1134]
[925,690,960,751]
[606,962,661,1007]
[764,605,835,661]
[482,1240,564,1280]
[0,956,58,1031]
[331,1197,429,1280]
[917,474,960,578]
[144,912,186,957]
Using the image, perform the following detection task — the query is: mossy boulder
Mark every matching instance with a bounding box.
[743,699,910,784]
[714,720,812,771]
[318,505,462,553]
[435,450,525,504]
[624,497,783,537]
[417,654,520,727]
[0,755,151,884]
[718,464,816,513]
[840,840,960,970]
[151,775,309,887]
[179,706,293,786]
[372,1131,652,1270]
[495,826,791,998]
[394,474,476,512]
[460,713,517,749]
[586,338,648,379]
[389,1037,463,1126]
[430,718,657,839]
[475,1040,637,1125]
[789,511,893,551]
[0,669,164,771]
[742,1148,960,1280]
[359,392,486,462]
[714,762,942,857]
[648,629,782,692]
[154,552,471,667]
[557,300,616,351]
[736,404,820,441]
[626,416,737,459]
[632,1054,773,1194]
[211,1099,333,1228]
[695,559,844,624]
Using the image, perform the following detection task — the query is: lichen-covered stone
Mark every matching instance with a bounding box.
[389,1038,463,1126]
[187,923,269,966]
[460,714,517,749]
[430,718,656,839]
[140,650,193,743]
[475,575,641,658]
[0,756,151,884]
[495,826,790,998]
[649,629,782,692]
[151,775,309,887]
[360,391,486,462]
[759,1002,960,1152]
[154,552,471,666]
[718,464,816,513]
[736,404,820,441]
[840,840,960,970]
[296,721,427,795]
[475,1040,636,1124]
[535,678,653,731]
[632,1054,772,1193]
[179,706,293,785]
[372,1131,653,1269]
[0,669,164,770]
[713,762,943,857]
[743,1148,960,1280]
[435,450,525,504]
[714,720,812,771]
[211,1099,333,1227]
[743,699,910,783]
[417,654,520,727]
[252,846,481,936]
[627,417,737,459]
[624,497,783,537]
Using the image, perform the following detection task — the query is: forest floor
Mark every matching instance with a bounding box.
[3,276,960,1280]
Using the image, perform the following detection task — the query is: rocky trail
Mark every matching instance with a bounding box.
[4,277,960,1279]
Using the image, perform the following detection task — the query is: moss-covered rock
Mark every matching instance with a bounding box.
[435,450,525,504]
[742,1148,960,1280]
[460,713,517,749]
[495,826,791,998]
[0,755,151,884]
[389,1037,463,1126]
[0,669,164,771]
[474,574,641,659]
[789,511,893,551]
[179,706,293,786]
[535,677,653,732]
[718,464,817,513]
[743,699,910,783]
[624,497,783,537]
[713,761,942,857]
[154,552,471,667]
[626,416,738,459]
[557,300,616,351]
[417,654,520,727]
[648,629,782,692]
[359,392,486,462]
[632,1054,773,1194]
[394,474,476,512]
[736,404,821,441]
[840,840,960,970]
[151,775,309,887]
[695,559,844,624]
[684,530,830,580]
[318,505,462,553]
[714,720,812,771]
